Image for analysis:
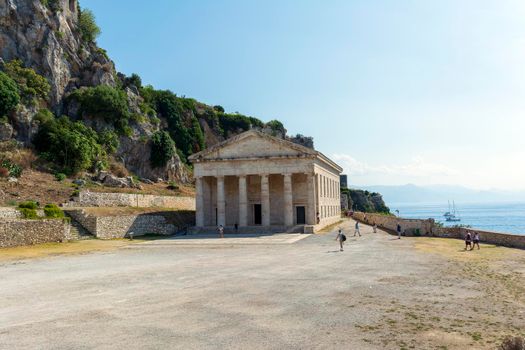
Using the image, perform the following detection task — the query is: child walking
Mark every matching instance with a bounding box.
[336,229,346,251]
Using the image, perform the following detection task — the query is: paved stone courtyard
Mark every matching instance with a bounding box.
[1,220,524,349]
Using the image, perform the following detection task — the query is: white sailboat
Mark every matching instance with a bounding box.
[444,200,461,222]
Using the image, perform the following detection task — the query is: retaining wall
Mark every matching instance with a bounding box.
[0,219,71,248]
[353,211,525,249]
[63,191,195,210]
[67,209,194,239]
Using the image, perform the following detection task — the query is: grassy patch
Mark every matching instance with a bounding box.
[0,238,157,262]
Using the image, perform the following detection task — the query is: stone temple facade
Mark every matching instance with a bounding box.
[189,130,343,233]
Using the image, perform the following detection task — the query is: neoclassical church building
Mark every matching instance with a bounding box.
[189,130,342,233]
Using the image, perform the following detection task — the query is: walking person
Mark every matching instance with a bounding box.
[472,232,480,250]
[373,222,377,233]
[465,231,472,251]
[335,229,346,251]
[396,223,402,239]
[218,224,224,238]
[354,221,361,237]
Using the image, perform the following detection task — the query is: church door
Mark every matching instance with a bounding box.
[254,204,262,225]
[296,206,306,225]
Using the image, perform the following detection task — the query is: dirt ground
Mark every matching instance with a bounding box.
[0,219,524,349]
[0,168,195,206]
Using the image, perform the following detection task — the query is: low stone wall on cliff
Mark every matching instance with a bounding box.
[353,211,525,249]
[63,191,195,210]
[0,219,71,248]
[353,212,434,236]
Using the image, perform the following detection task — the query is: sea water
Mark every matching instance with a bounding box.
[388,202,525,235]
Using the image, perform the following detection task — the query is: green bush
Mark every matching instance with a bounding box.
[19,208,38,219]
[0,72,20,117]
[18,201,39,210]
[0,159,22,178]
[266,119,285,136]
[78,8,101,43]
[41,0,60,11]
[70,86,130,132]
[2,60,50,102]
[125,73,142,89]
[98,129,119,154]
[44,204,64,218]
[218,113,264,137]
[33,116,105,174]
[167,181,179,190]
[34,108,54,124]
[150,131,175,168]
[54,173,66,181]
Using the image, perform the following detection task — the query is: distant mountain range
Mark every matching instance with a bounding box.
[354,184,525,205]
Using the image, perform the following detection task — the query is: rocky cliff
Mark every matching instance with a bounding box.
[0,0,115,109]
[0,0,313,184]
[343,188,390,214]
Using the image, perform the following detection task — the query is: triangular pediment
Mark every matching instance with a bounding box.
[189,130,316,161]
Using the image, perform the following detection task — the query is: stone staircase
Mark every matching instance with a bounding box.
[67,215,95,240]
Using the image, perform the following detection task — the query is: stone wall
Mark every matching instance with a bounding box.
[353,212,434,235]
[66,209,194,239]
[64,191,195,209]
[0,208,22,219]
[95,215,176,239]
[0,219,71,248]
[66,209,97,233]
[353,211,525,249]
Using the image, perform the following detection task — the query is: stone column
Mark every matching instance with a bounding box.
[238,175,248,226]
[306,173,316,225]
[216,176,226,226]
[261,174,270,226]
[195,176,204,227]
[283,173,293,226]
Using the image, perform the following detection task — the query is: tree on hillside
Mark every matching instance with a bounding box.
[150,131,175,168]
[78,8,101,43]
[0,72,20,117]
[2,60,50,103]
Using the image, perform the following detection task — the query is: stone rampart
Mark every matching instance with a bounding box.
[63,191,195,210]
[353,211,525,249]
[0,219,71,248]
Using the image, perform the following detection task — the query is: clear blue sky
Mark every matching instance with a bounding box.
[84,0,525,190]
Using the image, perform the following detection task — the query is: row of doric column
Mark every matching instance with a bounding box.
[195,173,311,227]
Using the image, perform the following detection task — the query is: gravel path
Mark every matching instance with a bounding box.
[0,219,523,349]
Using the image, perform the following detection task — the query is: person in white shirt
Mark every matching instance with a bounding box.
[472,232,480,250]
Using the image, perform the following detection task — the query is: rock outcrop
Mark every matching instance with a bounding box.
[0,0,115,110]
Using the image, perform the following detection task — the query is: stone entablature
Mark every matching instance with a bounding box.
[189,130,343,232]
